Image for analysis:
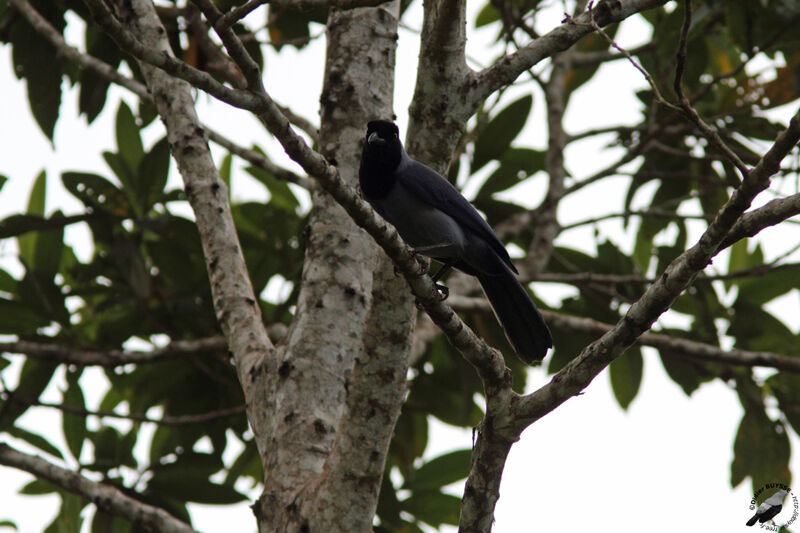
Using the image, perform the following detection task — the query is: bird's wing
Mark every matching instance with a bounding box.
[398,159,515,271]
[765,490,788,506]
[756,501,774,514]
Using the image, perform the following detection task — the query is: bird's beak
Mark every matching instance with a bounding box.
[367,131,386,145]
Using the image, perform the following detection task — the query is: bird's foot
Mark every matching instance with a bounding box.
[414,284,448,309]
[435,283,449,301]
[409,250,429,275]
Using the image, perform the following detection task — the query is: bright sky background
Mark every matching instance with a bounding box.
[2,1,800,532]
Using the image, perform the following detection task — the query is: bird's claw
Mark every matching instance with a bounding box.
[414,284,448,309]
[435,283,449,301]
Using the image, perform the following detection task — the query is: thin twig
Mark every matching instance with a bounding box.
[672,0,750,177]
[0,443,198,533]
[215,0,268,30]
[0,337,228,366]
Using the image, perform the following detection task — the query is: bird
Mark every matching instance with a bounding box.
[358,119,552,363]
[747,489,788,526]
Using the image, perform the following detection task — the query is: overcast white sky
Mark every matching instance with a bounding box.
[2,1,800,532]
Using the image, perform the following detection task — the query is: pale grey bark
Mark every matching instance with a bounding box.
[513,107,800,430]
[255,4,403,531]
[105,0,274,459]
[10,1,798,532]
[0,443,197,533]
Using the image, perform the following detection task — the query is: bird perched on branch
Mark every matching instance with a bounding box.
[747,489,788,526]
[359,120,552,363]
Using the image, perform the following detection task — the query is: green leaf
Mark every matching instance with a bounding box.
[390,410,428,478]
[547,319,593,374]
[405,449,471,491]
[245,165,300,212]
[475,3,501,27]
[737,263,800,307]
[564,27,619,99]
[0,269,15,294]
[0,213,88,240]
[658,349,705,396]
[149,453,247,504]
[79,26,122,123]
[0,359,58,429]
[767,373,800,437]
[6,426,64,460]
[17,170,47,267]
[472,95,532,170]
[0,519,18,531]
[43,492,85,533]
[476,148,545,200]
[225,442,262,486]
[115,102,144,176]
[112,236,151,300]
[31,212,65,280]
[62,371,87,461]
[19,478,58,495]
[266,5,327,50]
[730,406,791,491]
[62,172,132,216]
[401,490,461,527]
[90,510,130,533]
[0,174,7,192]
[729,303,797,356]
[219,152,233,192]
[0,299,49,334]
[10,4,64,140]
[136,137,170,212]
[89,426,136,471]
[102,152,136,207]
[609,347,643,410]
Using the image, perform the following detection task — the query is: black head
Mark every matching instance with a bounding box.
[359,120,403,199]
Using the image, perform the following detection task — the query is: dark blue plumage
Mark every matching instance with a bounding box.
[359,120,552,363]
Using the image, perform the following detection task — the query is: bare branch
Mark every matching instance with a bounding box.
[0,442,198,533]
[719,193,800,249]
[672,0,749,178]
[448,296,800,373]
[9,0,306,190]
[8,0,150,101]
[101,0,275,457]
[0,386,246,426]
[568,42,655,67]
[561,207,712,230]
[83,0,262,109]
[572,2,679,111]
[535,262,800,285]
[512,105,800,429]
[1,338,227,366]
[466,0,670,115]
[215,0,269,30]
[205,128,312,188]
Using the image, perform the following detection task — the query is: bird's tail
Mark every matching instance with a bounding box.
[746,514,759,527]
[477,268,552,364]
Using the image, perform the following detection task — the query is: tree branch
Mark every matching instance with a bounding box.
[11,0,305,189]
[447,296,800,373]
[0,387,246,426]
[103,0,274,456]
[672,0,749,178]
[720,193,800,249]
[466,0,670,115]
[205,128,312,188]
[0,442,198,533]
[512,105,800,429]
[8,0,150,101]
[0,338,227,366]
